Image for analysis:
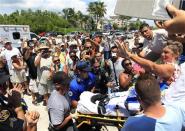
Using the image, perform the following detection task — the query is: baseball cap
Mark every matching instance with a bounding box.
[4,40,11,45]
[76,61,91,72]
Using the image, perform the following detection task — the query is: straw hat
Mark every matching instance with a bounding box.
[38,44,49,50]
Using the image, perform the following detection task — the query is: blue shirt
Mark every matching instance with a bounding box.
[69,72,96,101]
[122,103,185,131]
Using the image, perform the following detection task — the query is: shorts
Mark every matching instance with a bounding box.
[38,82,53,95]
[29,79,38,93]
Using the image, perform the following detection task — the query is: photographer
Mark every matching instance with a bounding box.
[34,45,53,106]
[80,42,95,61]
[24,40,39,105]
[86,34,103,52]
[66,50,79,78]
[108,45,124,87]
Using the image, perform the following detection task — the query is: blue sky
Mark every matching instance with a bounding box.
[0,0,154,26]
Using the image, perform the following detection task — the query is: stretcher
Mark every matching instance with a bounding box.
[73,90,139,129]
[73,106,127,130]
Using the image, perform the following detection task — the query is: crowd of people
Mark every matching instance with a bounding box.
[1,4,185,131]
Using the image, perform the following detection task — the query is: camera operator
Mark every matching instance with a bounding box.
[106,45,124,88]
[81,41,95,61]
[86,34,103,52]
[24,40,39,105]
[66,50,79,78]
[34,45,53,106]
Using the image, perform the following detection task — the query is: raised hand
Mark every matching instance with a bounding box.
[25,111,40,126]
[115,40,130,58]
[155,4,185,34]
[8,84,23,108]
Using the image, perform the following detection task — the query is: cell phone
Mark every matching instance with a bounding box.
[82,38,85,45]
[114,0,185,20]
[152,0,174,20]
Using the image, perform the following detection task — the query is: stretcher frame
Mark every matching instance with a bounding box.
[73,108,127,130]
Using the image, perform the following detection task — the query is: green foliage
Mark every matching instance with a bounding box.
[119,15,131,21]
[0,9,70,34]
[0,1,108,33]
[113,23,119,30]
[87,1,106,30]
[0,9,89,34]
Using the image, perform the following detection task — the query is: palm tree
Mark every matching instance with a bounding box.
[75,11,83,28]
[62,8,77,27]
[87,1,106,29]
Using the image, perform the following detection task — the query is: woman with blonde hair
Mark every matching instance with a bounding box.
[117,40,183,86]
[117,40,185,103]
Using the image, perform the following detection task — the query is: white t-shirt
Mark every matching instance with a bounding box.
[36,56,53,84]
[122,102,185,131]
[110,57,124,84]
[0,47,21,70]
[162,63,185,103]
[128,36,144,50]
[142,29,168,56]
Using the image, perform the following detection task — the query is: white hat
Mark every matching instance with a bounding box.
[32,38,37,41]
[57,35,62,38]
[4,40,11,45]
[68,40,77,46]
[60,42,65,46]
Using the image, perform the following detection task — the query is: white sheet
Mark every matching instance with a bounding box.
[77,91,131,117]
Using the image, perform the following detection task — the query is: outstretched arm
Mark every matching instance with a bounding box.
[116,42,174,80]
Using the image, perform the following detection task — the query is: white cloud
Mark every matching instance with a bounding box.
[0,0,117,17]
[101,0,117,17]
[0,0,88,14]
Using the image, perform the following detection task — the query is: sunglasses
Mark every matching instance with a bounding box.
[54,59,60,63]
[70,55,76,58]
[125,62,132,66]
[85,46,92,49]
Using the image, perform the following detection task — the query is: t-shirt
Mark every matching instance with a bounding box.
[122,103,185,131]
[47,90,70,125]
[0,95,24,131]
[162,63,185,103]
[36,56,53,84]
[69,72,96,101]
[25,53,37,79]
[142,29,168,56]
[0,48,21,70]
[109,57,124,85]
